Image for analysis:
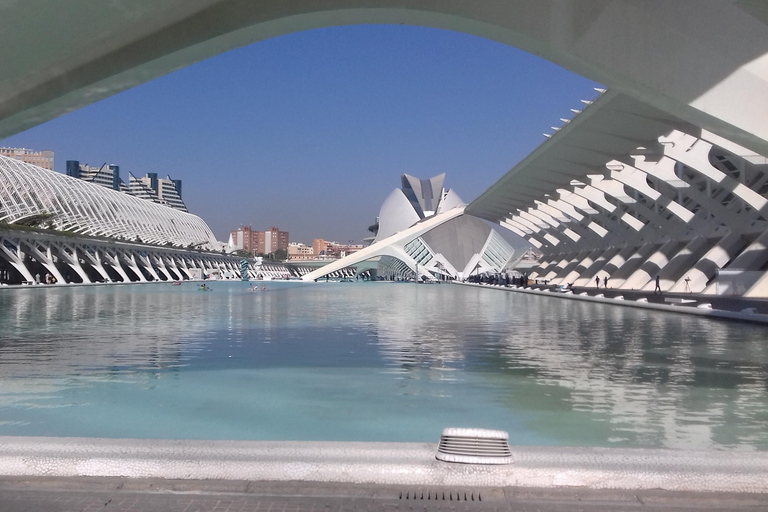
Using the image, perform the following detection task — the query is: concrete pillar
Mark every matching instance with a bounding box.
[52,243,92,283]
[678,233,746,294]
[646,236,713,292]
[21,241,66,284]
[0,237,35,283]
[81,247,115,283]
[621,240,686,290]
[120,252,146,282]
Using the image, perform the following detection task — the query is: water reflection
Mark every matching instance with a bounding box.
[0,282,767,448]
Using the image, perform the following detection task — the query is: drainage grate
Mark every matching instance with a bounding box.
[436,427,513,464]
[400,489,481,501]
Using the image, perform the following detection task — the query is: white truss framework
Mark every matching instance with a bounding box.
[0,155,217,249]
[467,90,768,298]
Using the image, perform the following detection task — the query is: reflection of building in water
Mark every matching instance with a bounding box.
[374,299,465,372]
[368,286,768,449]
[0,289,211,380]
[491,299,768,449]
[1,284,766,449]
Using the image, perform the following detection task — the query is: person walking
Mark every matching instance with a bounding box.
[595,275,600,289]
[655,275,662,294]
[603,275,608,289]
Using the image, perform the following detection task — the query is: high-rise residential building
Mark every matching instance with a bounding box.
[128,172,187,212]
[65,160,187,212]
[66,161,123,191]
[258,227,289,255]
[230,225,257,253]
[1,147,54,170]
[127,173,157,201]
[229,226,289,255]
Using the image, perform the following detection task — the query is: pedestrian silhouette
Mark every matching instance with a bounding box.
[603,276,608,288]
[595,276,600,289]
[655,275,662,294]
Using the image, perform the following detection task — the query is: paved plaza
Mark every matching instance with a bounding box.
[2,438,768,511]
[2,477,768,512]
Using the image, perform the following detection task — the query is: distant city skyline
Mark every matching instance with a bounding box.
[0,24,601,245]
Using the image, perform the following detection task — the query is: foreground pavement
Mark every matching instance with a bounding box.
[2,438,768,511]
[2,477,768,512]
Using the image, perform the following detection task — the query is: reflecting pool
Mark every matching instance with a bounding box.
[0,281,767,449]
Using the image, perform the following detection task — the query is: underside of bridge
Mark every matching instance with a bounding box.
[4,1,768,155]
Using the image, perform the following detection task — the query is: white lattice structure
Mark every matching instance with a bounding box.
[467,90,768,298]
[0,155,216,248]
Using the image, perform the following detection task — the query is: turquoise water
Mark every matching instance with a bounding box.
[0,281,767,449]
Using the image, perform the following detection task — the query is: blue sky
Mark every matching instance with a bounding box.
[0,25,601,244]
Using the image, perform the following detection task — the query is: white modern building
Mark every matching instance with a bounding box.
[0,155,216,248]
[302,174,515,281]
[466,89,768,297]
[0,155,260,284]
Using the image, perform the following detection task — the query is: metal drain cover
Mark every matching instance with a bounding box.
[436,428,513,464]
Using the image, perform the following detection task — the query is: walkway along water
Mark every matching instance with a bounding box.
[453,281,768,325]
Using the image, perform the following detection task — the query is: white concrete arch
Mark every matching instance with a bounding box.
[4,1,768,155]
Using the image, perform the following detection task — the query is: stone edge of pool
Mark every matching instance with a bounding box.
[0,437,767,494]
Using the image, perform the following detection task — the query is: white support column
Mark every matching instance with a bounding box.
[21,240,66,284]
[643,236,713,292]
[606,243,659,287]
[574,246,633,287]
[119,252,146,282]
[80,247,115,283]
[546,250,590,284]
[176,257,193,279]
[0,237,35,283]
[723,231,768,273]
[673,233,746,294]
[52,243,92,283]
[98,250,130,282]
[620,240,686,291]
[152,254,173,281]
[558,247,615,287]
[135,253,161,281]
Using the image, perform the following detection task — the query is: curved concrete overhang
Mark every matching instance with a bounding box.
[4,1,768,154]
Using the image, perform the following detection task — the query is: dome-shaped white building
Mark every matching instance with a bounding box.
[303,173,516,281]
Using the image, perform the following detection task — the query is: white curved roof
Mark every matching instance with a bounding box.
[0,155,217,248]
[373,188,421,243]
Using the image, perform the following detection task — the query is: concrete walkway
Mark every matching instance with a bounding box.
[2,438,768,509]
[454,281,768,324]
[2,476,768,511]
